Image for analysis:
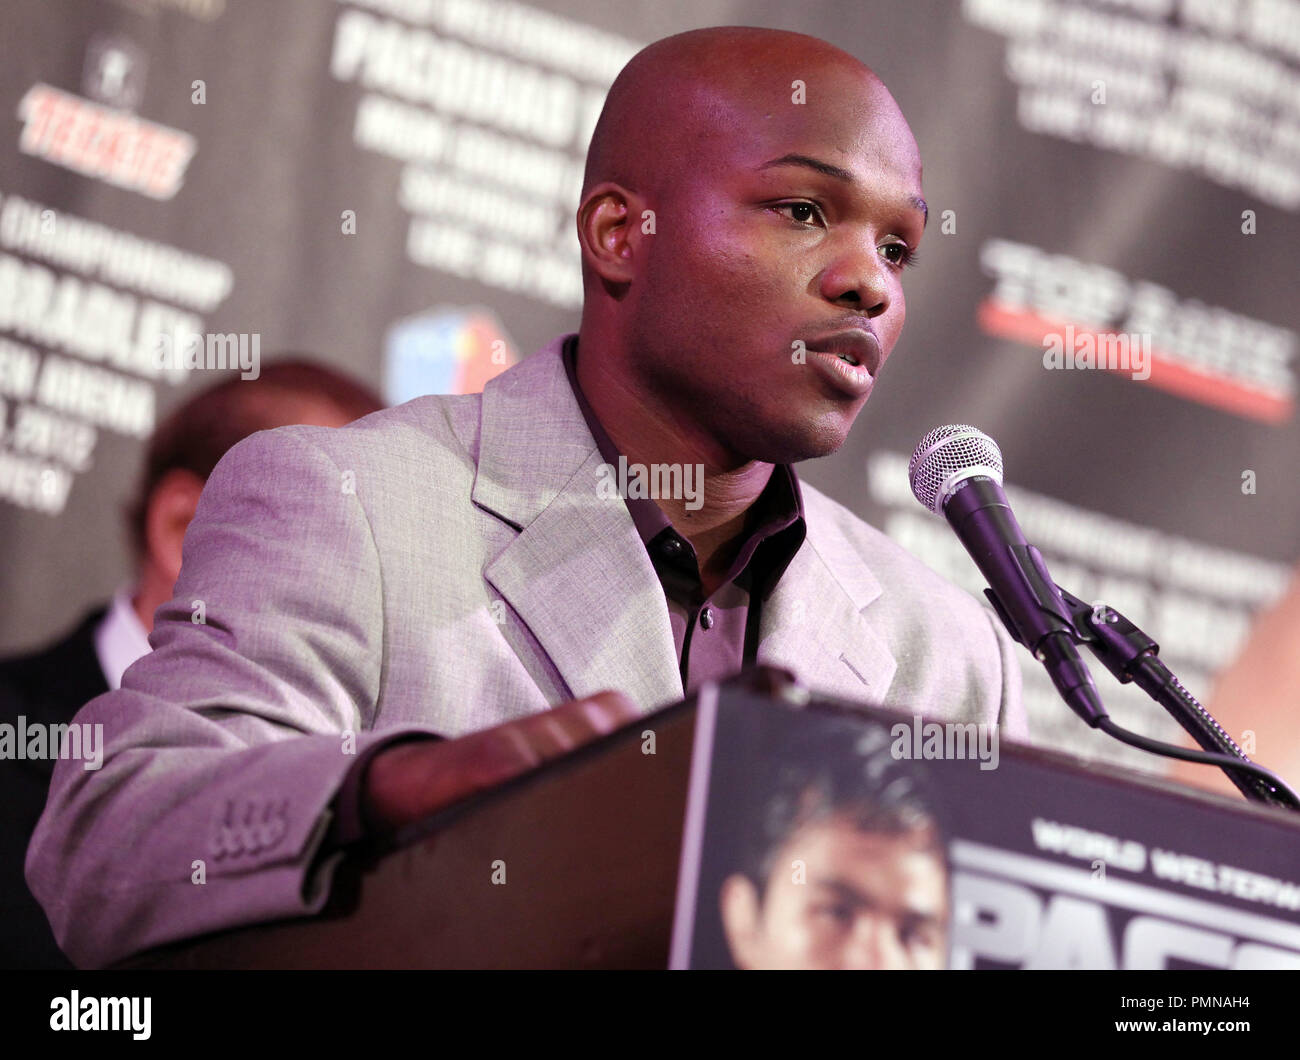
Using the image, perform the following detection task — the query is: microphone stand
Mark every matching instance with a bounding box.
[1053,584,1300,811]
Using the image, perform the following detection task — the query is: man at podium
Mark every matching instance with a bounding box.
[28,25,1026,968]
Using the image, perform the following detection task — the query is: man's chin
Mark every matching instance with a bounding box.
[748,414,856,464]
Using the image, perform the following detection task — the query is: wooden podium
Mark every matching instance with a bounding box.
[122,682,702,970]
[120,668,1300,970]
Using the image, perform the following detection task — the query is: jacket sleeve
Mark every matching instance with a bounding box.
[25,426,439,968]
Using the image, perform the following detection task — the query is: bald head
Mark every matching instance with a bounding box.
[575,26,925,468]
[583,27,899,201]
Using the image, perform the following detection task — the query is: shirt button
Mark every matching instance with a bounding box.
[700,607,714,630]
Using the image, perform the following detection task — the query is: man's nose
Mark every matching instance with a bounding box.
[842,914,909,970]
[819,243,892,318]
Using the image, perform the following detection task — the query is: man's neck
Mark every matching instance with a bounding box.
[131,565,172,635]
[665,466,774,597]
[575,334,775,591]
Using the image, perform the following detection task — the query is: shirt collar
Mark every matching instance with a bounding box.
[93,584,152,690]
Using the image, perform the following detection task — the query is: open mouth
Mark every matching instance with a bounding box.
[808,347,874,397]
[806,329,880,376]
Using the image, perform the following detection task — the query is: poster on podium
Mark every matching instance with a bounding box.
[670,683,1300,970]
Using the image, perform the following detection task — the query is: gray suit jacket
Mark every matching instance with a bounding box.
[27,333,1027,967]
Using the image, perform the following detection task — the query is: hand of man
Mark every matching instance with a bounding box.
[361,690,640,834]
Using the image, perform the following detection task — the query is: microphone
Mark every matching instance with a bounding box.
[908,425,1107,727]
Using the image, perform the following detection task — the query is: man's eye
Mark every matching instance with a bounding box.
[901,921,939,948]
[773,202,824,227]
[811,903,853,926]
[880,242,918,268]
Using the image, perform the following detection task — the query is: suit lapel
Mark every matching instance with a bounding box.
[471,334,895,713]
[474,336,683,713]
[757,513,898,707]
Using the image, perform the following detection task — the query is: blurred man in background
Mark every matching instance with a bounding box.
[0,361,383,967]
[1170,563,1300,800]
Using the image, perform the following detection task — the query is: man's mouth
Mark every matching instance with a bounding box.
[804,331,878,398]
[805,329,881,377]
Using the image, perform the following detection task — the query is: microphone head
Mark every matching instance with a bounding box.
[909,425,1004,514]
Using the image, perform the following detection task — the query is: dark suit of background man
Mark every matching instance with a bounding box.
[0,362,382,968]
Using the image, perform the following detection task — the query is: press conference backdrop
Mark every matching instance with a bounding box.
[1,0,1297,779]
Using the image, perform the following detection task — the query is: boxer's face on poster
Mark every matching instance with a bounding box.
[628,65,926,465]
[721,816,949,970]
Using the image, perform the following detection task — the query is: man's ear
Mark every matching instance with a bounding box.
[144,468,205,585]
[719,873,763,970]
[576,182,645,287]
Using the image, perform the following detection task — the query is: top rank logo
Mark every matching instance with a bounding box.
[16,83,195,200]
[978,238,1297,425]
